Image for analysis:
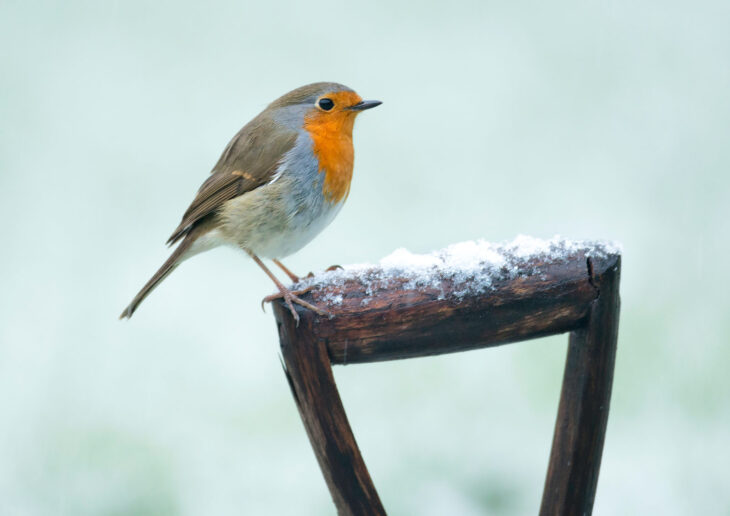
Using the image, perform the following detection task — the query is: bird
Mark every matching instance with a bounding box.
[120,82,381,323]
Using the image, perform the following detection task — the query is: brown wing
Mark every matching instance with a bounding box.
[166,114,297,246]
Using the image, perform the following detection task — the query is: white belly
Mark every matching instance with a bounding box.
[217,174,345,259]
[247,194,344,258]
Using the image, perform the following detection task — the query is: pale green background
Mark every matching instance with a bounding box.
[1,0,729,514]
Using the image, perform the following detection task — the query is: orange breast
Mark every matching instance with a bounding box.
[303,91,362,203]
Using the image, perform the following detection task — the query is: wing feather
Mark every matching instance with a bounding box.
[165,114,297,245]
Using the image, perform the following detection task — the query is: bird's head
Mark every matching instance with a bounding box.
[268,82,381,138]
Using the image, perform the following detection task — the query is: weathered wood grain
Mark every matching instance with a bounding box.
[540,256,621,516]
[282,252,615,364]
[275,305,386,516]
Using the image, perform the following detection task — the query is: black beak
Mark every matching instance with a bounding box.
[348,100,382,111]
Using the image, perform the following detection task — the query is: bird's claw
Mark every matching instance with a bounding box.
[262,285,330,325]
[263,285,315,303]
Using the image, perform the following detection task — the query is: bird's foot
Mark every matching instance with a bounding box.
[262,284,315,303]
[262,285,329,324]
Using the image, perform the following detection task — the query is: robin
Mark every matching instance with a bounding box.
[120,82,381,323]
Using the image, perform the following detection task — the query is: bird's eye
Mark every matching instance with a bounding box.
[318,98,334,111]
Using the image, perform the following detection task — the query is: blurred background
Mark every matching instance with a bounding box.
[1,0,728,514]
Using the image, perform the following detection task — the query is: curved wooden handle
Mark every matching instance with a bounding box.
[274,249,620,516]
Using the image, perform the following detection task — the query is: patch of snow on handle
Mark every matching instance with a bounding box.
[295,235,622,305]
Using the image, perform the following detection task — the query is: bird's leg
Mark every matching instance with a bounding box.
[274,259,345,283]
[245,250,329,324]
[273,259,301,283]
[263,260,318,302]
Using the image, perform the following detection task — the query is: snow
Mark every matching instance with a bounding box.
[294,235,622,305]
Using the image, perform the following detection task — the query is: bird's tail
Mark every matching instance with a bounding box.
[119,233,198,319]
